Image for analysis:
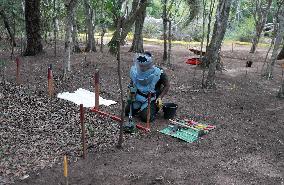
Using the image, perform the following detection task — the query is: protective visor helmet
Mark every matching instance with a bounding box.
[133,52,153,73]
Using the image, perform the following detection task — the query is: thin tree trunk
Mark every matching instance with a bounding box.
[277,42,284,60]
[100,26,106,52]
[278,73,284,98]
[204,0,232,89]
[11,10,16,58]
[265,9,284,79]
[235,0,241,22]
[167,19,172,66]
[53,0,57,56]
[162,0,168,63]
[63,0,77,76]
[42,3,48,43]
[108,0,148,54]
[250,0,272,53]
[129,0,147,53]
[116,17,125,148]
[72,19,81,52]
[21,0,26,54]
[99,0,105,52]
[84,0,96,52]
[206,0,215,48]
[24,0,43,56]
[201,0,207,87]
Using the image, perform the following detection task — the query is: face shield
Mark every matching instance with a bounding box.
[133,53,154,74]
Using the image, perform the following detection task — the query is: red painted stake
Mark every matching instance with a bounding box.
[91,108,122,122]
[48,64,54,97]
[94,69,100,110]
[80,104,86,159]
[16,57,20,85]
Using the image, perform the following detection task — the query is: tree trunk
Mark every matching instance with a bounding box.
[278,79,284,98]
[99,0,105,52]
[277,43,284,60]
[0,11,16,47]
[108,0,148,54]
[100,26,106,52]
[72,19,81,53]
[53,0,58,56]
[84,0,96,52]
[24,0,43,56]
[167,19,172,66]
[206,0,215,48]
[116,17,125,148]
[250,0,272,53]
[21,0,26,54]
[204,0,232,89]
[162,0,168,63]
[265,9,284,79]
[129,0,147,53]
[63,0,77,76]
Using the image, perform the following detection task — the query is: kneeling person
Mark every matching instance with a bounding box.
[125,52,170,124]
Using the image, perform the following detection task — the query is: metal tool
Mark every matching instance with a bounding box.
[123,85,137,133]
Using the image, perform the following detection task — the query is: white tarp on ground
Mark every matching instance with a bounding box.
[57,88,117,107]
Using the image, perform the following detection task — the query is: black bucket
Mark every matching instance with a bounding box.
[163,103,178,119]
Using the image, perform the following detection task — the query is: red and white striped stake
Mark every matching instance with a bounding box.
[16,57,20,85]
[80,104,86,159]
[94,69,100,110]
[48,64,54,97]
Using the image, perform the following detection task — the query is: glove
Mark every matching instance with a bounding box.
[156,98,163,110]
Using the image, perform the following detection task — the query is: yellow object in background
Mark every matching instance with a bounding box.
[64,155,68,177]
[156,98,163,110]
[195,124,207,129]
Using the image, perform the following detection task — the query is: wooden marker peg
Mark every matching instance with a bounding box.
[94,69,100,110]
[80,104,86,159]
[48,64,54,97]
[16,57,20,85]
[63,155,68,185]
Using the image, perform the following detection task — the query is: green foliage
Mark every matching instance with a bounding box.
[143,17,162,38]
[0,0,278,47]
[226,16,255,42]
[147,0,162,18]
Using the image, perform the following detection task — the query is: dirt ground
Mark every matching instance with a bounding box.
[1,41,284,185]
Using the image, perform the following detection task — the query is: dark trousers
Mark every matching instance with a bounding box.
[125,101,157,122]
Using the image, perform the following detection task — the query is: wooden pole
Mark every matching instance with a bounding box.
[48,64,54,97]
[91,109,122,122]
[94,69,100,110]
[16,57,20,85]
[80,104,86,159]
[116,19,125,148]
[63,155,68,185]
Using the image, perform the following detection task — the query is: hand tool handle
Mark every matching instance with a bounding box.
[146,93,151,129]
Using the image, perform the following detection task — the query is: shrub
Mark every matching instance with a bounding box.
[226,17,255,42]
